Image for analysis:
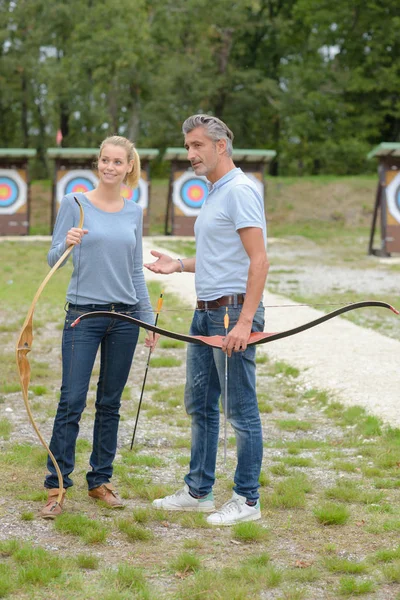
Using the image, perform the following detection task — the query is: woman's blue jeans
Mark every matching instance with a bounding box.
[184,302,265,501]
[45,304,139,491]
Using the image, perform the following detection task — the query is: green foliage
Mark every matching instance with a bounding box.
[3,444,46,468]
[150,356,182,368]
[121,451,164,469]
[259,400,274,413]
[272,361,300,378]
[232,521,269,543]
[31,385,48,396]
[270,464,290,477]
[382,560,400,583]
[102,563,151,598]
[0,562,14,598]
[9,541,63,587]
[270,474,311,509]
[276,419,313,432]
[0,418,12,440]
[282,456,313,468]
[20,512,34,522]
[54,513,108,544]
[76,554,100,570]
[131,508,151,524]
[337,576,375,596]
[1,0,398,174]
[179,513,209,529]
[117,519,154,542]
[169,552,201,574]
[159,339,185,349]
[324,556,368,574]
[372,545,400,564]
[314,503,350,526]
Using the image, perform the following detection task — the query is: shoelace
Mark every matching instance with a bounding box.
[217,499,243,515]
[165,488,187,501]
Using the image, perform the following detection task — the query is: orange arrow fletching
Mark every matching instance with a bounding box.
[224,310,229,330]
[156,292,164,314]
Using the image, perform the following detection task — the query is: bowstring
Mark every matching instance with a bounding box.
[61,208,83,493]
[108,301,383,318]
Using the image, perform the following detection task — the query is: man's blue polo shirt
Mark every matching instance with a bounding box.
[194,168,267,301]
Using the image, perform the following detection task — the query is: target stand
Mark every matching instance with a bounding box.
[368,143,400,256]
[0,149,36,235]
[163,148,276,235]
[47,148,159,235]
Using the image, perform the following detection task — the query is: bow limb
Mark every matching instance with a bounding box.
[71,311,217,346]
[243,300,399,345]
[15,197,84,507]
[71,300,398,348]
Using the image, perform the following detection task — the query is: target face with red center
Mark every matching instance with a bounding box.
[180,179,208,209]
[65,177,96,195]
[0,177,18,207]
[121,183,140,203]
[0,169,27,214]
[173,171,209,216]
[57,170,99,205]
[121,179,148,210]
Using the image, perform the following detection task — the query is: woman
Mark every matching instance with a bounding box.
[41,136,156,518]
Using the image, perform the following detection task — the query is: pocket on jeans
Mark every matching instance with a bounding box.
[119,308,138,319]
[207,307,240,327]
[64,308,88,330]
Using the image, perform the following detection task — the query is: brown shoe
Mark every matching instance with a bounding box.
[40,488,66,519]
[88,483,124,508]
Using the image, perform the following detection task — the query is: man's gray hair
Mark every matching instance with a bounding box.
[182,114,234,157]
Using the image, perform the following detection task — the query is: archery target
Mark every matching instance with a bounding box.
[121,177,148,210]
[173,170,209,216]
[181,179,208,209]
[173,170,264,217]
[386,172,400,224]
[56,169,98,205]
[0,169,27,214]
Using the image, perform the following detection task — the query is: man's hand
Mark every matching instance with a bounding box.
[221,319,252,357]
[144,250,179,274]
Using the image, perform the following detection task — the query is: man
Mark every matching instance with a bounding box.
[145,114,269,525]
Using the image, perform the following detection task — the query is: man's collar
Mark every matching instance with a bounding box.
[207,167,241,192]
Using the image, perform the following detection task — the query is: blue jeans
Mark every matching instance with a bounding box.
[184,302,265,501]
[45,304,139,490]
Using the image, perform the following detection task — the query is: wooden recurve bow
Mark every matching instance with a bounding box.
[71,301,399,348]
[16,197,84,510]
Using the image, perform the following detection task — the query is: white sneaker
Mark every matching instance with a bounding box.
[206,492,261,526]
[152,485,215,512]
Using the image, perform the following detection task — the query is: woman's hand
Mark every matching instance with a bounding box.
[145,331,160,351]
[66,227,88,246]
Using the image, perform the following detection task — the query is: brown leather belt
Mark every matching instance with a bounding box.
[196,294,245,310]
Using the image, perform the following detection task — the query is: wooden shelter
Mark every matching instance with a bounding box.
[368,142,400,256]
[0,149,36,235]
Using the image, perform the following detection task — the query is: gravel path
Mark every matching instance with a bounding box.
[143,238,400,427]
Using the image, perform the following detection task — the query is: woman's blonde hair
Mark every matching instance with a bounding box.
[98,136,141,189]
